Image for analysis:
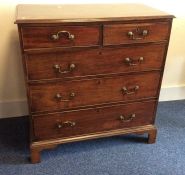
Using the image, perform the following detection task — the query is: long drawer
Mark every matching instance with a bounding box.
[29,72,160,113]
[33,100,156,140]
[26,43,166,81]
[21,25,100,49]
[104,22,170,45]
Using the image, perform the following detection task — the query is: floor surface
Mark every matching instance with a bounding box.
[0,100,185,175]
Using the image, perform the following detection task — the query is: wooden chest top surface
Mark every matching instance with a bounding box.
[15,4,174,24]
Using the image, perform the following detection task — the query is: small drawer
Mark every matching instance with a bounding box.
[29,72,160,113]
[26,43,166,81]
[104,22,170,45]
[21,25,100,49]
[33,100,156,140]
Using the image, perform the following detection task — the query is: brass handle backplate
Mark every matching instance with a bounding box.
[120,114,136,122]
[55,92,75,102]
[51,30,75,41]
[122,85,139,95]
[125,57,144,66]
[127,29,148,40]
[57,121,76,128]
[53,63,76,74]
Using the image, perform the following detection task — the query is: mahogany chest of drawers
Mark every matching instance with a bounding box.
[15,4,174,163]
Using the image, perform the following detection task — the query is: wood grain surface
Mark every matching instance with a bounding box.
[29,72,160,113]
[15,4,174,24]
[26,43,166,81]
[33,100,156,140]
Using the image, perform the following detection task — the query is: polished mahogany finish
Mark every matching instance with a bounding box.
[21,25,100,49]
[33,100,156,140]
[15,4,174,163]
[15,4,174,23]
[104,22,170,45]
[30,72,160,113]
[26,44,166,81]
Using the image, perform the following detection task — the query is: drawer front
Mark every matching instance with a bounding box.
[21,25,100,49]
[30,72,160,113]
[33,100,156,140]
[104,22,170,45]
[26,44,166,81]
